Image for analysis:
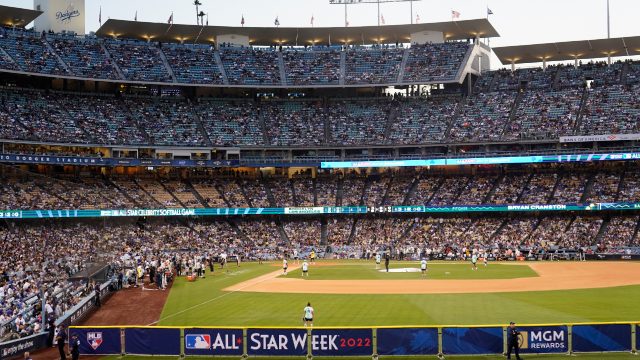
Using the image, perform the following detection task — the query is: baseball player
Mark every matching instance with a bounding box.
[302,259,309,277]
[375,253,381,269]
[471,253,478,271]
[420,258,428,278]
[283,258,288,275]
[303,302,314,327]
[483,251,488,267]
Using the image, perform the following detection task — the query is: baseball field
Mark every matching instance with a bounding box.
[90,260,640,359]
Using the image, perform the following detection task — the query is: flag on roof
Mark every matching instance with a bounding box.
[451,10,461,19]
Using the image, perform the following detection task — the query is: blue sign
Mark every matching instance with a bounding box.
[377,328,438,355]
[70,328,121,355]
[246,329,307,356]
[124,328,180,356]
[184,328,243,356]
[442,327,503,355]
[0,154,237,168]
[310,329,373,356]
[321,152,640,169]
[517,326,568,354]
[572,324,631,352]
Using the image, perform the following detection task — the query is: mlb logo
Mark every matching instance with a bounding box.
[87,332,103,350]
[185,334,211,350]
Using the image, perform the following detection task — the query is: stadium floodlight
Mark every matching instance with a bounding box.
[330,0,422,26]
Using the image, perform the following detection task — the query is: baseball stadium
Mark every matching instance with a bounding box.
[0,0,640,359]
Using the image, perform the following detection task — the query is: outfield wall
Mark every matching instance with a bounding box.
[69,322,638,357]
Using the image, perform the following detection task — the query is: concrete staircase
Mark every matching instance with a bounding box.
[158,48,177,82]
[277,51,287,86]
[339,51,346,85]
[397,48,410,83]
[213,51,229,85]
[100,43,126,80]
[42,37,71,74]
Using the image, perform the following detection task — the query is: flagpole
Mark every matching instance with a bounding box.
[410,0,413,24]
[344,3,347,27]
[606,0,610,38]
[377,0,380,26]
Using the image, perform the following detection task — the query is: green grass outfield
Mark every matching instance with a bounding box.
[282,261,538,280]
[103,354,640,359]
[155,260,640,327]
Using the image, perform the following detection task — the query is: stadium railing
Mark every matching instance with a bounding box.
[68,321,639,357]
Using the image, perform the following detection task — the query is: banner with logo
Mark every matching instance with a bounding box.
[183,328,243,356]
[517,326,567,354]
[377,328,438,355]
[69,327,121,355]
[124,328,180,356]
[310,329,373,356]
[0,333,47,360]
[560,133,640,143]
[246,329,308,356]
[572,324,631,352]
[442,327,503,355]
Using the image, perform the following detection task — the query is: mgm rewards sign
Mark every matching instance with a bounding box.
[518,326,568,354]
[34,0,85,34]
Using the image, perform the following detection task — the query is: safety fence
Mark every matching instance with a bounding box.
[69,322,639,357]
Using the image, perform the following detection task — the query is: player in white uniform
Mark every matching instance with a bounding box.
[420,258,428,278]
[471,254,478,271]
[483,251,488,267]
[303,302,314,327]
[301,260,309,277]
[293,249,299,264]
[283,258,288,275]
[375,253,381,269]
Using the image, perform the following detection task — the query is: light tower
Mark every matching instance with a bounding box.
[329,0,422,27]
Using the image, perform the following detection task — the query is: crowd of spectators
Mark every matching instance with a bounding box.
[345,47,403,84]
[284,50,340,86]
[0,30,66,75]
[105,40,171,82]
[162,44,224,84]
[48,35,119,79]
[219,47,280,86]
[403,42,470,83]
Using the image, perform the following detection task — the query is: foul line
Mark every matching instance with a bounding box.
[147,266,298,326]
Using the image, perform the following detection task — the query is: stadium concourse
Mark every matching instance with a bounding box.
[1,3,640,358]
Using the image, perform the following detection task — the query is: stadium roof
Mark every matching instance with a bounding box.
[0,4,43,28]
[493,36,640,65]
[95,18,499,45]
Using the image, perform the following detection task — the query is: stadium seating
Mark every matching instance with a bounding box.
[219,47,280,86]
[344,47,403,84]
[48,35,119,79]
[104,40,171,82]
[284,49,340,86]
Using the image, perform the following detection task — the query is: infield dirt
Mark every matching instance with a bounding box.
[225,262,640,294]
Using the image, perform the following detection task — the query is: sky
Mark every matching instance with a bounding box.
[2,0,640,65]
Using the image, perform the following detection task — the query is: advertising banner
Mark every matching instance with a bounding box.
[69,327,121,355]
[310,329,373,357]
[572,324,631,352]
[442,327,503,355]
[183,328,243,356]
[0,333,48,360]
[377,328,438,355]
[124,328,180,356]
[517,326,568,354]
[246,329,308,356]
